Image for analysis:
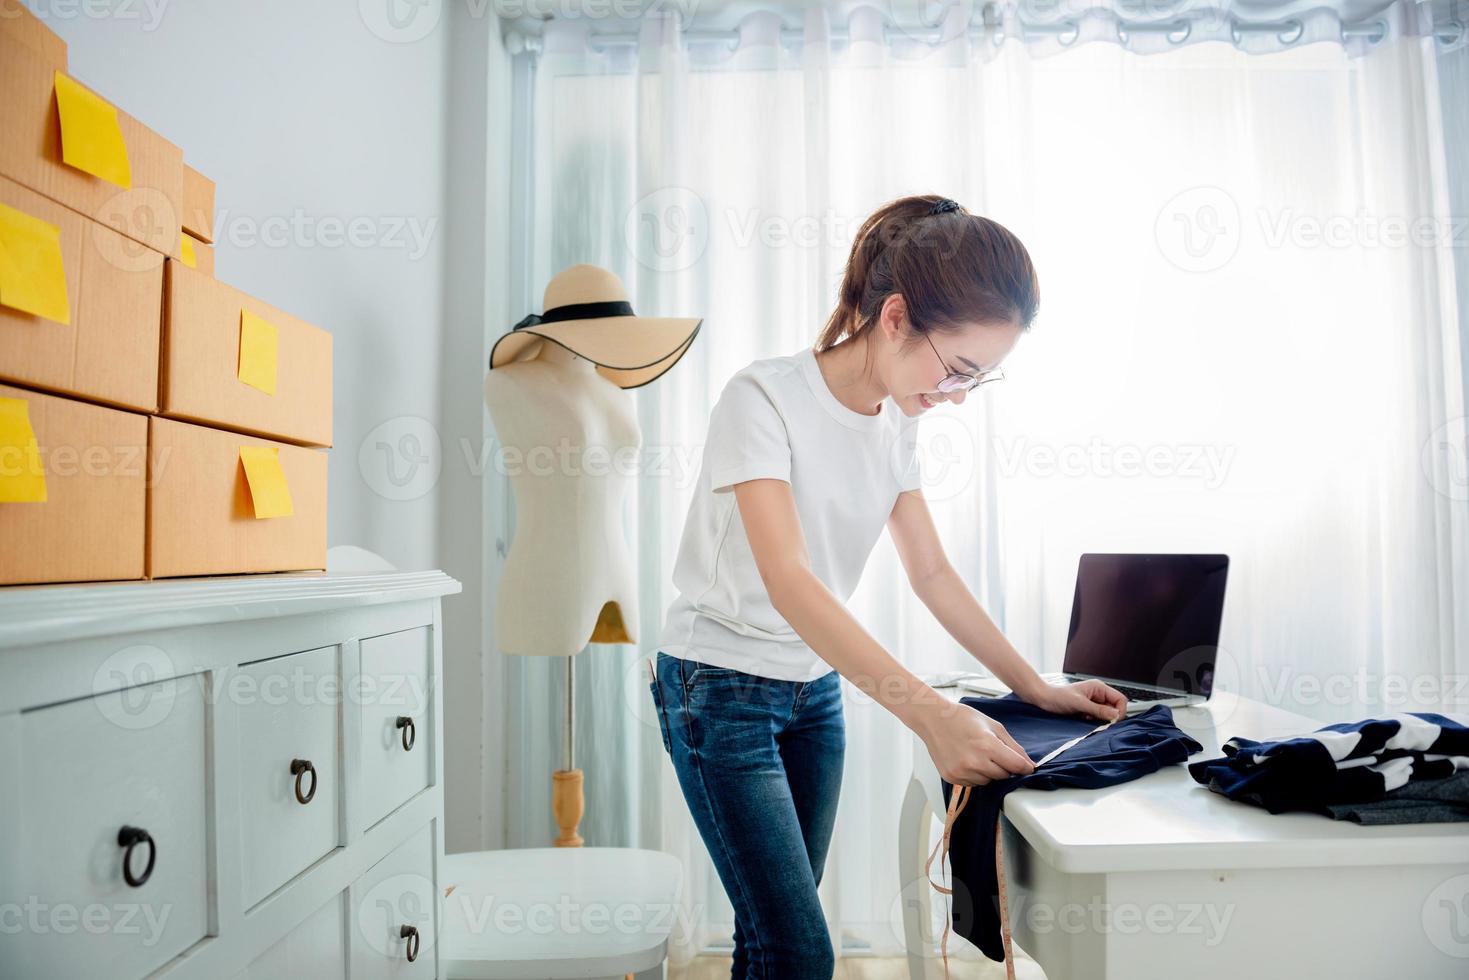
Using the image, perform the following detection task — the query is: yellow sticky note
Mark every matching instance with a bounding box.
[0,396,48,504]
[179,233,197,269]
[238,309,278,395]
[0,202,70,324]
[53,72,132,188]
[239,445,293,519]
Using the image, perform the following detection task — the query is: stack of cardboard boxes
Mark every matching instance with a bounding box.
[0,5,330,586]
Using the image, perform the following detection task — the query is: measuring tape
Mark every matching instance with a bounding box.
[928,715,1119,978]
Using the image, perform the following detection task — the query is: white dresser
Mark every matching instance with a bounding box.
[0,569,462,980]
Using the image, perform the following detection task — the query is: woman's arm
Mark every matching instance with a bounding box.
[733,478,1036,785]
[887,488,1126,722]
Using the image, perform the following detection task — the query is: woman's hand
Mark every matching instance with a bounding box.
[1024,678,1128,723]
[917,701,1036,786]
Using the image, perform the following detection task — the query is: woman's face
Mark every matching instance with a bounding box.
[879,295,1023,418]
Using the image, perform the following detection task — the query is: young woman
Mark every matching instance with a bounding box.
[648,194,1127,979]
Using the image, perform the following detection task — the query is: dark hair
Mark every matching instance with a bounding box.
[815,194,1039,353]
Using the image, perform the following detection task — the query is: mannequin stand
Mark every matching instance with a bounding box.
[552,768,585,848]
[553,653,586,847]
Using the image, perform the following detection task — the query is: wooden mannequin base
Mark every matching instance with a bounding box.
[552,768,585,847]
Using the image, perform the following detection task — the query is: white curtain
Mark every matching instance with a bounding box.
[493,0,1467,966]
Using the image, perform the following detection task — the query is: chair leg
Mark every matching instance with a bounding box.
[898,775,944,980]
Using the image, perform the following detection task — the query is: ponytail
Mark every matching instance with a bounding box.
[817,194,1039,352]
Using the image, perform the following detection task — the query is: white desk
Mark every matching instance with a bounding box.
[898,691,1469,980]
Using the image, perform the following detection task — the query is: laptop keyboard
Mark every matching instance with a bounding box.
[1063,676,1177,702]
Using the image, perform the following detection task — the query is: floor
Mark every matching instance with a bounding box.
[670,950,1047,979]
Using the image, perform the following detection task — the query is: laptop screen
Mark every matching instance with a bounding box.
[1061,553,1229,697]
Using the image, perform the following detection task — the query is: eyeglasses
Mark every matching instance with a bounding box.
[922,331,1005,393]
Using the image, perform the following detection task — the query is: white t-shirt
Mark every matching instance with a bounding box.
[659,346,921,681]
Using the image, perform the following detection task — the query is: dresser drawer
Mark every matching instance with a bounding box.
[351,823,437,980]
[358,628,432,829]
[237,645,342,909]
[5,677,208,980]
[234,890,347,980]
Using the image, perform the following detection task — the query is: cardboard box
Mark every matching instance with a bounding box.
[181,163,213,242]
[0,383,146,585]
[182,231,214,276]
[161,260,332,448]
[0,33,184,261]
[0,175,163,412]
[146,416,326,579]
[0,0,65,69]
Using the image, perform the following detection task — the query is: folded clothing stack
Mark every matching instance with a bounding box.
[1188,712,1469,824]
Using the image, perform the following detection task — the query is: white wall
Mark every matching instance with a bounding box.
[30,0,511,853]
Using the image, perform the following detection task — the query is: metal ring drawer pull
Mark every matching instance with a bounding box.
[117,826,156,888]
[291,758,317,805]
[400,924,420,962]
[396,715,416,752]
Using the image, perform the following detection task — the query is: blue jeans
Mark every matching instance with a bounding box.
[649,650,844,980]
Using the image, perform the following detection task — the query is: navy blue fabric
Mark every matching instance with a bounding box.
[938,695,1202,961]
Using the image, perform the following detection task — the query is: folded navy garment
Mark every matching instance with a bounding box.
[1188,711,1469,822]
[938,695,1202,961]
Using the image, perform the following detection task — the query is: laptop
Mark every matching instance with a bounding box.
[959,553,1230,714]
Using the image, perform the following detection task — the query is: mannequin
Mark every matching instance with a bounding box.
[484,337,641,656]
[485,262,701,851]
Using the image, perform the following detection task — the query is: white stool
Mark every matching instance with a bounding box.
[440,847,683,980]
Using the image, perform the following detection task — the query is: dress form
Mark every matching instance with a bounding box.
[484,338,642,848]
[484,339,641,657]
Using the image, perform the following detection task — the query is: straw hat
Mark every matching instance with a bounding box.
[489,264,702,389]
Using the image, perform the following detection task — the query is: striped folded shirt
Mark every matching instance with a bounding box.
[1188,711,1469,818]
